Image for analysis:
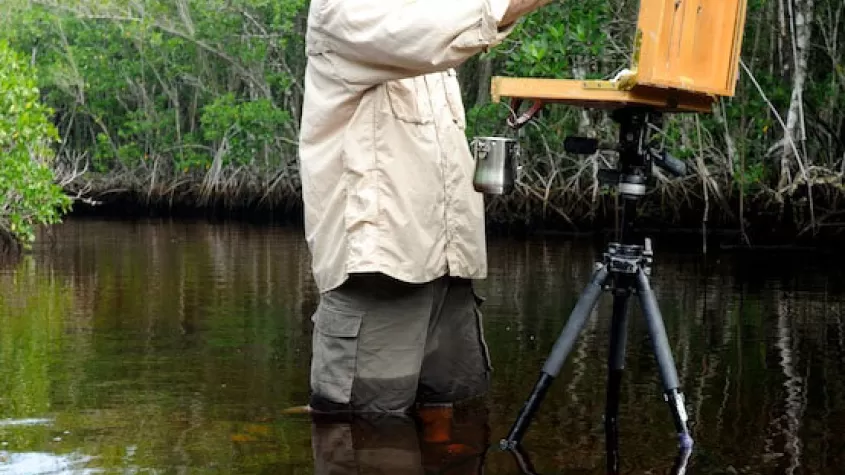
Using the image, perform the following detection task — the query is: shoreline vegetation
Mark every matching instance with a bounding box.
[3,0,845,250]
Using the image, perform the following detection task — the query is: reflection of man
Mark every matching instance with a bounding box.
[298,0,555,414]
[311,405,490,475]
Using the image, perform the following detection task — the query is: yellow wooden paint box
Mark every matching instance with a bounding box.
[491,0,750,114]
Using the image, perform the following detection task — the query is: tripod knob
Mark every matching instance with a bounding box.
[651,149,688,178]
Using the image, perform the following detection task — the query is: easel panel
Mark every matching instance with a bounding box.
[491,77,715,113]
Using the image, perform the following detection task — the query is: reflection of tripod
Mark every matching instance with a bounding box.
[500,107,694,473]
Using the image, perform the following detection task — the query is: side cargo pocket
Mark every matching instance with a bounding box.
[310,301,365,405]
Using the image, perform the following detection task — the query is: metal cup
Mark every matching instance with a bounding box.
[471,137,521,195]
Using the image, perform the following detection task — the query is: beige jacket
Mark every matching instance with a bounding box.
[299,0,514,293]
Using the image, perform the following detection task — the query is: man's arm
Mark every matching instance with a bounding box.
[311,0,553,86]
[500,0,554,27]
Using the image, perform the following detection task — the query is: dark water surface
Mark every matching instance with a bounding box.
[1,218,845,474]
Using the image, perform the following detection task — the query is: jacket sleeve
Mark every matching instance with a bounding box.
[311,0,515,86]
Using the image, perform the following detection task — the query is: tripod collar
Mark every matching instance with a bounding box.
[602,239,654,277]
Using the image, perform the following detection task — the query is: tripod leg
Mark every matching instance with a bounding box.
[507,444,540,475]
[605,287,631,475]
[634,269,693,450]
[500,265,610,449]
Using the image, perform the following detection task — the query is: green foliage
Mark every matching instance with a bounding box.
[201,94,292,168]
[494,2,617,79]
[0,40,71,248]
[1,0,304,183]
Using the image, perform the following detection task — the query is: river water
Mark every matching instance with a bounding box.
[0,217,843,474]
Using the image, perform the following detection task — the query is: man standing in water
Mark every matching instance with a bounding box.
[298,0,555,414]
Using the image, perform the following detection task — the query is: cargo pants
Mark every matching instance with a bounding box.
[308,272,492,413]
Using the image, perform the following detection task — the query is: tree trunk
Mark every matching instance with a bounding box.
[778,0,789,78]
[572,59,593,136]
[474,56,493,107]
[713,100,737,173]
[780,0,815,189]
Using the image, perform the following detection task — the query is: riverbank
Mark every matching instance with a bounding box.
[62,172,845,252]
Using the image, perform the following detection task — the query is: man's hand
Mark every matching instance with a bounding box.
[500,0,555,28]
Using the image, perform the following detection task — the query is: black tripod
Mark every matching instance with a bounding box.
[500,106,694,473]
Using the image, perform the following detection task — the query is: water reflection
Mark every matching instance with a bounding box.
[0,219,318,473]
[311,405,490,475]
[0,218,842,473]
[0,450,98,474]
[306,399,694,475]
[503,443,692,475]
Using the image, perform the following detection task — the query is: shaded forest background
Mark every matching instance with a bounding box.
[2,0,844,243]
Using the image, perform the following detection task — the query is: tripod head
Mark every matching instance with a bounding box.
[563,107,688,202]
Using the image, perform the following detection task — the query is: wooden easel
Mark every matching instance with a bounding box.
[492,0,749,124]
[495,3,752,470]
